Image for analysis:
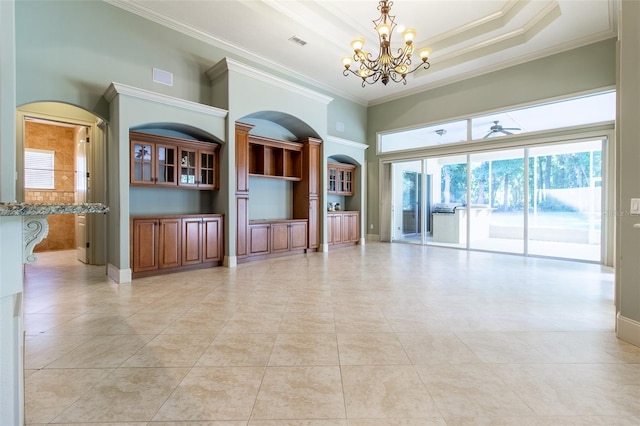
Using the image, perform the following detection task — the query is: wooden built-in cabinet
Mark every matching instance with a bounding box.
[327,211,360,246]
[130,131,220,189]
[249,135,302,180]
[235,122,321,262]
[248,219,308,258]
[131,214,223,277]
[328,162,356,196]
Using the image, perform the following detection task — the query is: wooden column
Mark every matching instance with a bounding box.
[235,122,254,258]
[293,137,322,250]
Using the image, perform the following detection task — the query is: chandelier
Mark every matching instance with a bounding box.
[342,0,431,87]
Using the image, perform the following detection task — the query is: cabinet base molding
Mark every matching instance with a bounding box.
[238,248,317,264]
[132,261,222,279]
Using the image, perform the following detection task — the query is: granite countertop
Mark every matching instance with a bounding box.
[0,203,109,216]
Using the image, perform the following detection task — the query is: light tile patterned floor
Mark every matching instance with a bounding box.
[23,242,640,425]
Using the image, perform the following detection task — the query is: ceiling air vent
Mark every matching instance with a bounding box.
[288,36,307,47]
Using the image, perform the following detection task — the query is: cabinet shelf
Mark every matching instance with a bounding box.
[248,135,302,180]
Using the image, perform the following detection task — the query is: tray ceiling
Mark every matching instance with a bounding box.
[106,0,617,106]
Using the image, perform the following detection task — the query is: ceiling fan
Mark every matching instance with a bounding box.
[483,120,521,138]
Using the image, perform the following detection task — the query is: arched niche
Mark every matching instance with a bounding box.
[127,122,224,217]
[240,110,321,141]
[131,122,223,144]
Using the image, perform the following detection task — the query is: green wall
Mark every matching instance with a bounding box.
[14,0,366,141]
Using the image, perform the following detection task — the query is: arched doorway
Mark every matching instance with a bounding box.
[17,102,107,265]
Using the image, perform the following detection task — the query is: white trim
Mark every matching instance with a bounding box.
[377,123,614,162]
[224,255,237,268]
[107,263,131,284]
[104,1,367,106]
[319,242,329,253]
[325,135,368,150]
[617,313,640,347]
[206,58,334,106]
[103,82,228,118]
[367,234,381,242]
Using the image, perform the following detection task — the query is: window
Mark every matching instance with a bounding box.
[379,91,615,153]
[24,148,55,189]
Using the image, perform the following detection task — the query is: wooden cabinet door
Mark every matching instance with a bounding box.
[271,223,290,253]
[158,218,181,269]
[198,149,217,189]
[343,170,354,195]
[328,167,337,193]
[348,212,360,242]
[341,214,351,243]
[327,214,335,245]
[237,197,249,257]
[156,144,178,186]
[178,147,198,187]
[308,198,319,249]
[249,224,270,255]
[290,222,308,250]
[235,123,252,193]
[307,140,320,197]
[203,216,222,262]
[182,217,203,266]
[333,214,343,244]
[131,141,155,184]
[132,218,158,272]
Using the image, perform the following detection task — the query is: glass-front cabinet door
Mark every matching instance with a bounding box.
[131,142,153,184]
[199,150,217,189]
[156,144,177,185]
[179,147,197,186]
[343,170,353,194]
[328,168,337,193]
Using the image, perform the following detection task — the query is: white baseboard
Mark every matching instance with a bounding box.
[224,255,236,268]
[617,313,640,347]
[359,237,366,245]
[319,243,329,252]
[367,233,380,241]
[107,263,132,284]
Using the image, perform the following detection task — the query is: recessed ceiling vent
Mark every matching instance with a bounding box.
[288,36,307,47]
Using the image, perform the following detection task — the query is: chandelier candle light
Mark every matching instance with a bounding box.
[342,0,431,86]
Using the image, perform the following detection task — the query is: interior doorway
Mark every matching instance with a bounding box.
[17,102,107,266]
[22,118,89,262]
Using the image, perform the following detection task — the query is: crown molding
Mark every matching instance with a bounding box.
[326,135,368,150]
[207,57,334,105]
[104,82,228,118]
[104,0,366,106]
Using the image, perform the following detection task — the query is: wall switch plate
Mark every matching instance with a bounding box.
[631,198,640,215]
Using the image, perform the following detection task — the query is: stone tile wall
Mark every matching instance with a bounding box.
[24,122,76,252]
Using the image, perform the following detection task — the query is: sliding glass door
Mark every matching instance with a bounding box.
[389,139,604,262]
[392,161,423,244]
[469,149,525,254]
[527,140,603,261]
